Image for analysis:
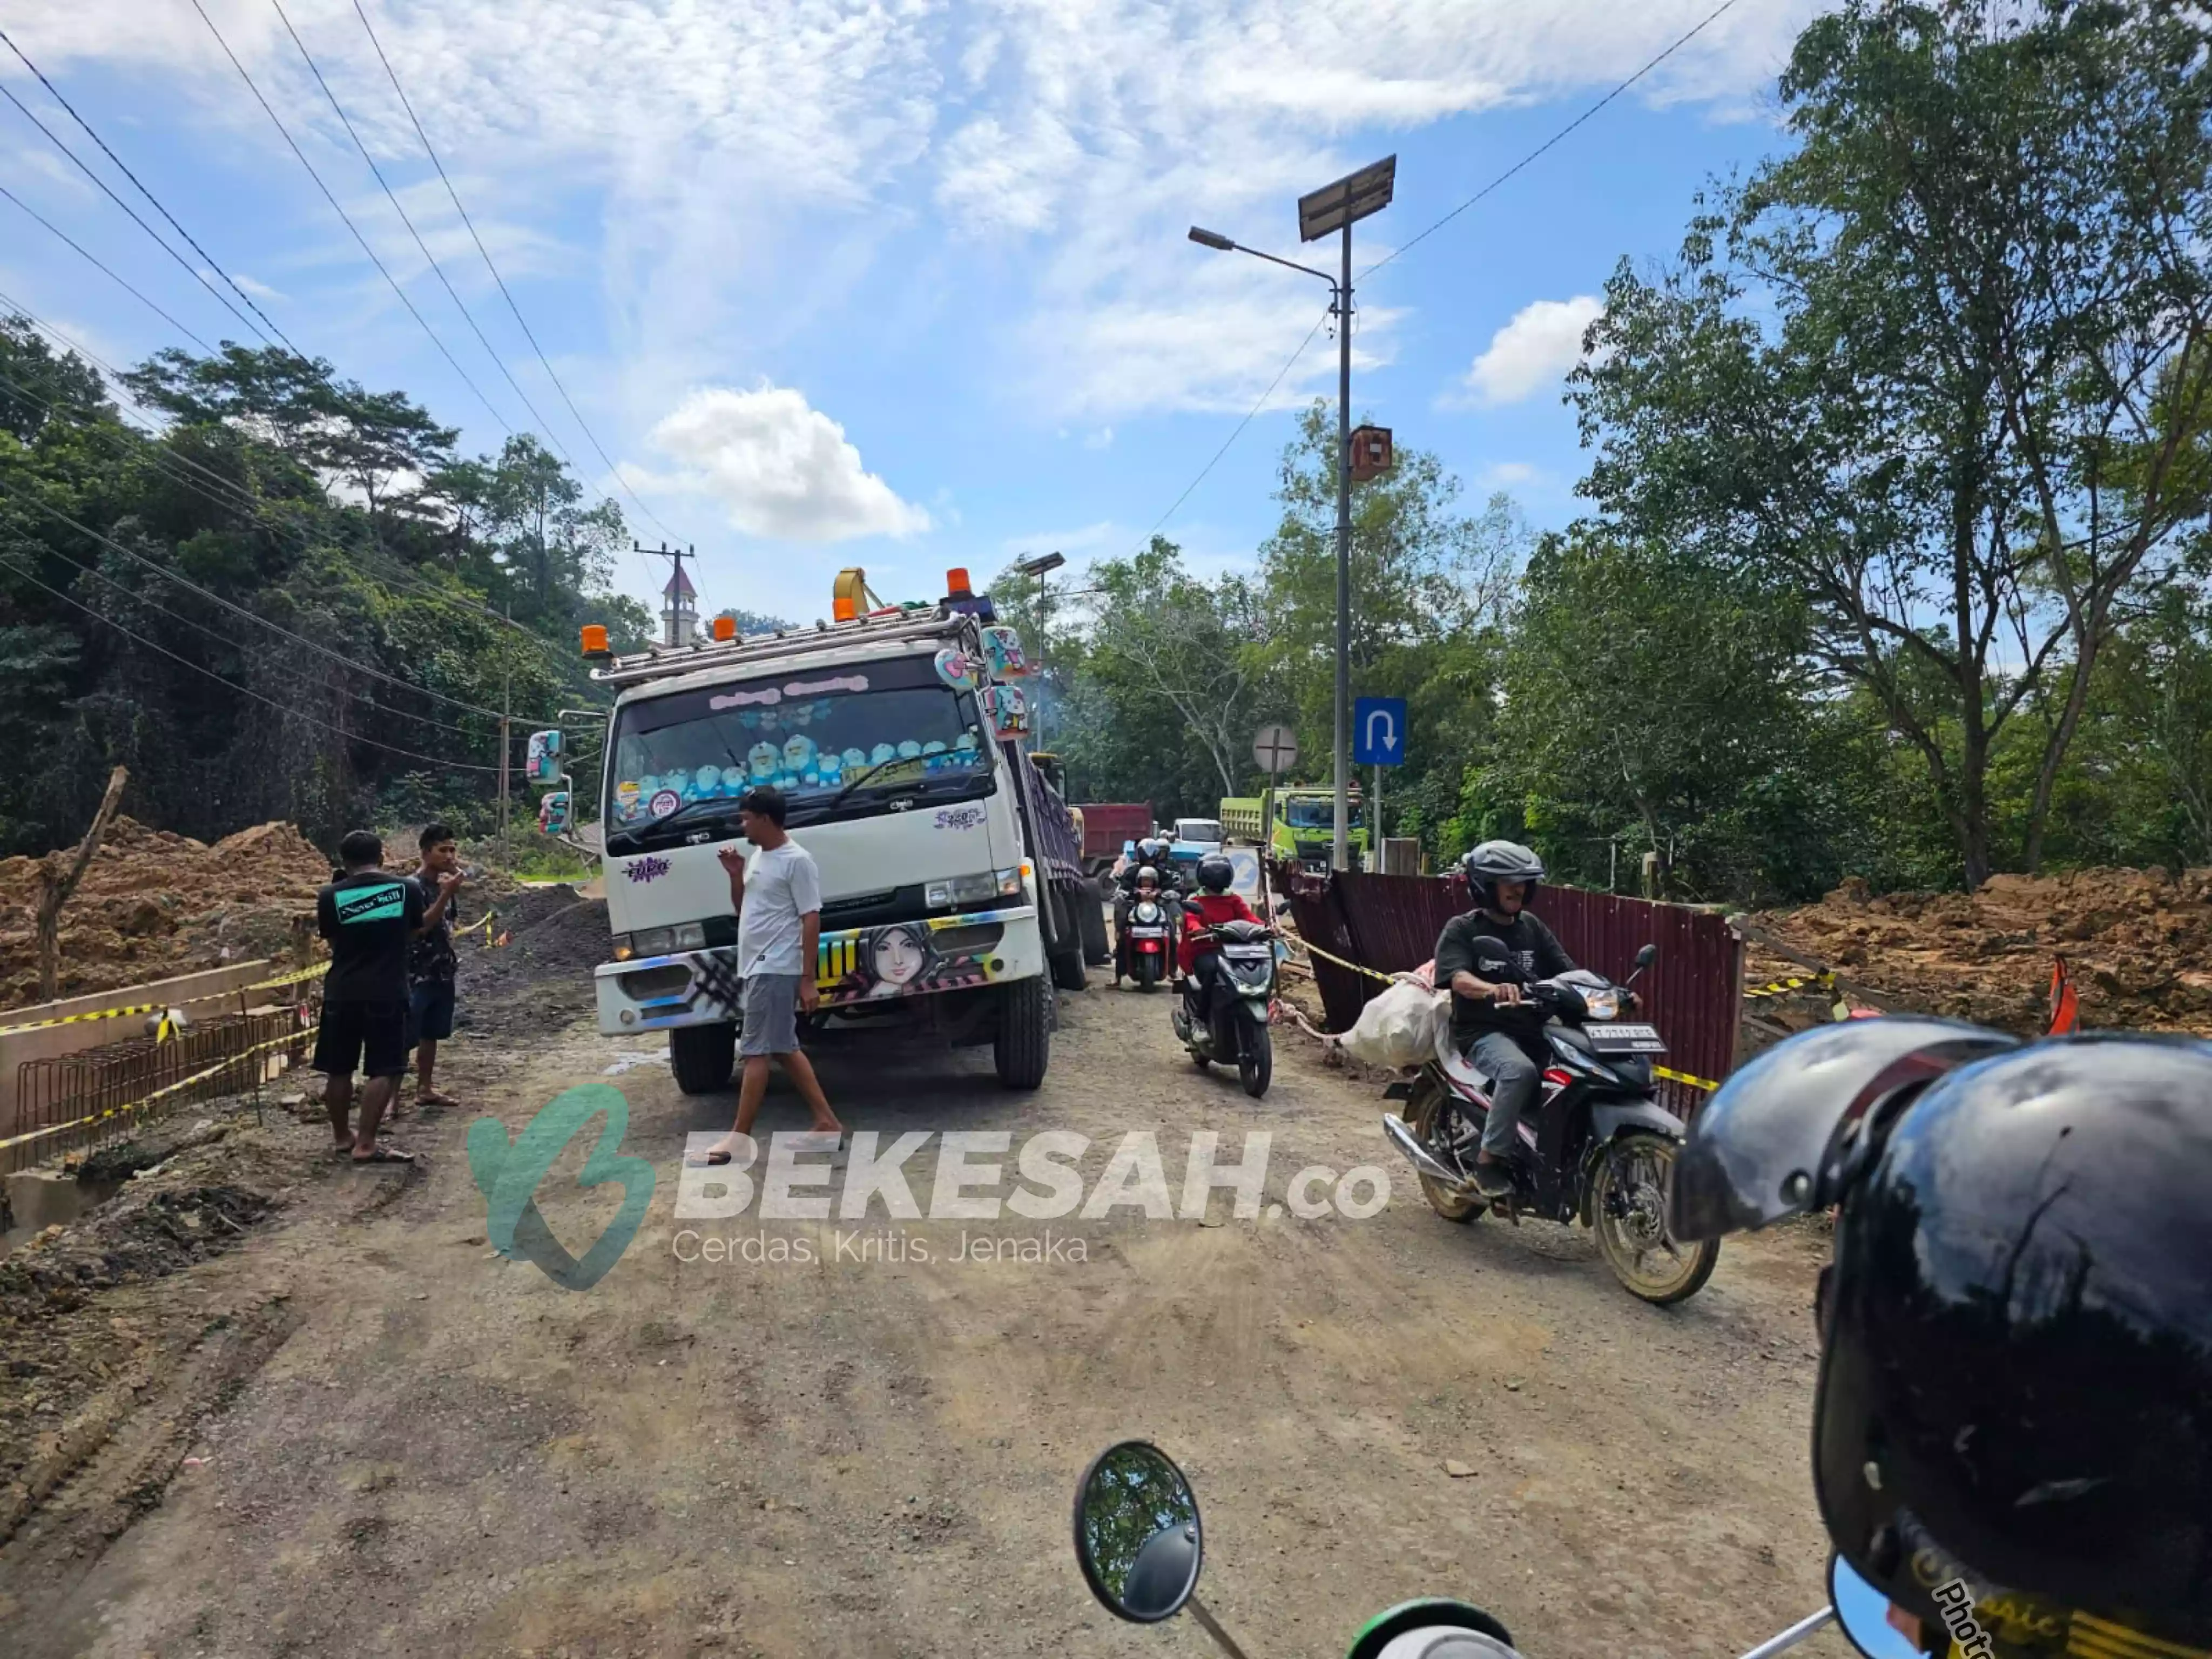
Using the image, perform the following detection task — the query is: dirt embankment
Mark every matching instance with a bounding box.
[0,820,333,1009]
[1746,866,2212,1036]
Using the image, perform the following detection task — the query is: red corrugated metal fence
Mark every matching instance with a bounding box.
[1274,867,1742,1116]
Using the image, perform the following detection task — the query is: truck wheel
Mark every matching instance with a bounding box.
[1076,886,1111,966]
[1048,889,1088,992]
[993,976,1051,1089]
[670,1022,736,1095]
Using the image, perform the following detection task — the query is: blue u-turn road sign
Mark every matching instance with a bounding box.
[1353,697,1407,767]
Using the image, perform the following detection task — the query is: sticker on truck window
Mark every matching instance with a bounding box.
[934,806,987,830]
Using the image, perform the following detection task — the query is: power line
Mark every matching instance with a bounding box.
[0,183,214,352]
[0,289,602,686]
[0,77,272,347]
[1127,0,1747,551]
[269,0,570,464]
[0,548,502,773]
[0,476,494,741]
[0,25,295,350]
[185,0,515,437]
[1361,0,1745,281]
[1145,304,1333,542]
[348,0,689,548]
[0,480,536,725]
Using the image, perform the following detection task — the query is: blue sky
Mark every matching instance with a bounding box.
[1,0,1824,625]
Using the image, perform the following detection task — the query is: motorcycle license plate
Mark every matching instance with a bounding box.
[1587,1022,1668,1055]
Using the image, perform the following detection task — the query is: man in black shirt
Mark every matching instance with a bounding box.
[405,822,465,1112]
[314,830,456,1163]
[1432,840,1575,1199]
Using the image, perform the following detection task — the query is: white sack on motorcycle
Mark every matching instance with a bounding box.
[1341,979,1449,1071]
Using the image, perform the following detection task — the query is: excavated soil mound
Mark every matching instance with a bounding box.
[453,886,606,1039]
[1746,866,2212,1036]
[0,819,331,1009]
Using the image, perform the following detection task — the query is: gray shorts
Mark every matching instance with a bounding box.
[739,973,803,1057]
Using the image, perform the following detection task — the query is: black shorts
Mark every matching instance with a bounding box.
[408,979,456,1044]
[314,999,409,1079]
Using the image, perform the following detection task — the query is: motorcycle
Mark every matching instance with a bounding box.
[1171,919,1277,1097]
[1071,1439,1913,1659]
[1120,894,1175,991]
[1379,943,1719,1305]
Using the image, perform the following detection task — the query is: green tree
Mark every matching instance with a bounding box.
[1575,0,2212,887]
[1255,401,1518,839]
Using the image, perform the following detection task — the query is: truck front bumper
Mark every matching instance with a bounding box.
[594,905,1045,1035]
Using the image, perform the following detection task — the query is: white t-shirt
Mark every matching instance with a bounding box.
[736,840,821,978]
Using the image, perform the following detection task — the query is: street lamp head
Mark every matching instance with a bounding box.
[1187,226,1236,252]
[1015,551,1067,578]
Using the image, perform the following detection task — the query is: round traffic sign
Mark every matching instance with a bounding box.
[1252,724,1299,775]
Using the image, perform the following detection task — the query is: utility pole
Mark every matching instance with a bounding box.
[498,598,512,869]
[1189,156,1394,874]
[1332,219,1353,873]
[640,541,697,646]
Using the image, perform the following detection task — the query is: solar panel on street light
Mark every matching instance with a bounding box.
[1297,156,1397,242]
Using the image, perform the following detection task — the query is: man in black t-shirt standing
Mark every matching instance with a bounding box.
[1432,840,1576,1200]
[314,830,456,1164]
[405,822,465,1112]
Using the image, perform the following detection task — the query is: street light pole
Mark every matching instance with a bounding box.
[1190,154,1392,875]
[1332,220,1353,874]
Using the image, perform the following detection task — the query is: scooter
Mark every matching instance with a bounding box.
[1171,919,1278,1097]
[1071,1439,1919,1659]
[1122,896,1174,992]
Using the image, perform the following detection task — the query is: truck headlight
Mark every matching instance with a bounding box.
[627,922,707,959]
[926,867,1023,910]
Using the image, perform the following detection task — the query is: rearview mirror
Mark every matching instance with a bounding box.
[1635,943,1657,970]
[1073,1441,1203,1624]
[1829,1553,1927,1659]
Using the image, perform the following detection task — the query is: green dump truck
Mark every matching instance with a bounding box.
[1218,785,1367,873]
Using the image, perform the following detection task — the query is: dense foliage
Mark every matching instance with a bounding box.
[0,327,652,857]
[5,1,2209,907]
[1032,0,2212,901]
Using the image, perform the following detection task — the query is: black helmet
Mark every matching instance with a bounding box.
[1138,837,1171,865]
[1677,1024,2212,1656]
[1460,840,1544,909]
[1195,855,1234,894]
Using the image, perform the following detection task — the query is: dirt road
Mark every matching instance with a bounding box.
[2,972,1852,1659]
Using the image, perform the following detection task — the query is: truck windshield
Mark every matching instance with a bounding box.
[1283,799,1334,829]
[1177,821,1224,844]
[604,653,990,853]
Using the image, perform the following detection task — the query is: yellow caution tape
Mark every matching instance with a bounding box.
[0,1024,319,1154]
[1655,1064,1721,1092]
[1292,936,1406,986]
[240,961,330,994]
[1743,970,1836,1001]
[0,1000,162,1038]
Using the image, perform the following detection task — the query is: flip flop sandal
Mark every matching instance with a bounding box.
[349,1147,419,1165]
[687,1149,736,1168]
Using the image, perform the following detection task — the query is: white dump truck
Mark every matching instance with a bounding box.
[581,569,1090,1092]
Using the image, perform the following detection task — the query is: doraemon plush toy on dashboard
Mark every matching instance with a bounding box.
[747,741,780,786]
[781,732,819,787]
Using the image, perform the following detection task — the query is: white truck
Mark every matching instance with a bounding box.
[583,575,1090,1092]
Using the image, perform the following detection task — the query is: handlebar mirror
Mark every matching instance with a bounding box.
[1073,1441,1203,1624]
[1635,943,1657,970]
[1829,1553,1927,1659]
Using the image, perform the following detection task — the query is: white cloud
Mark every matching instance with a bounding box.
[1464,295,1604,406]
[628,383,929,544]
[1001,521,1120,557]
[1083,426,1114,450]
[1480,461,1540,488]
